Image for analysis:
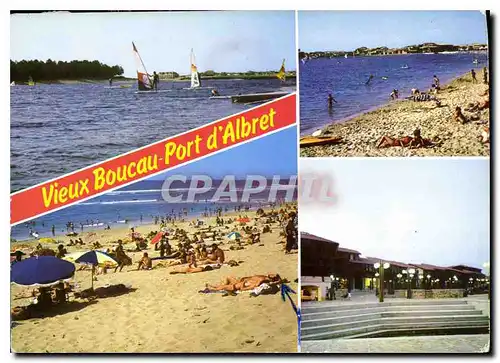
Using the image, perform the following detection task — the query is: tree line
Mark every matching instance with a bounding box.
[10,59,124,82]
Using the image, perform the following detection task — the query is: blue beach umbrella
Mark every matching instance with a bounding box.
[11,256,75,287]
[227,232,242,240]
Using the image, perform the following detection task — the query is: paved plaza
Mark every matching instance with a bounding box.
[301,334,490,353]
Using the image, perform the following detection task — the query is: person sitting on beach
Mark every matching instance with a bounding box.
[479,127,490,144]
[453,106,469,124]
[411,88,420,96]
[137,252,152,270]
[205,274,282,293]
[52,282,68,304]
[207,243,225,264]
[56,244,67,259]
[33,287,53,309]
[471,69,477,83]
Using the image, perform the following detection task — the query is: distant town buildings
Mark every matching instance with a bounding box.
[302,43,488,59]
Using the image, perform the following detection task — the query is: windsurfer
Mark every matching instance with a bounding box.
[152,72,159,91]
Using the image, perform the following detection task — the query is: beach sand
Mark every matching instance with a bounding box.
[10,208,298,353]
[301,69,490,157]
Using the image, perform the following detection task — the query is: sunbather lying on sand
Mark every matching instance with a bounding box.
[204,274,282,293]
[377,129,434,149]
[465,99,490,112]
[169,263,221,275]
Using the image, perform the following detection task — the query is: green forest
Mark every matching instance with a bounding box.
[10,59,124,82]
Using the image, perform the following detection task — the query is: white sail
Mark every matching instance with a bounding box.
[344,54,348,59]
[190,49,201,88]
[10,81,15,86]
[132,42,153,91]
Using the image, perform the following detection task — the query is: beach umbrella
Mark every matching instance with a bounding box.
[62,251,87,263]
[150,231,165,245]
[237,217,250,223]
[39,237,57,244]
[74,250,118,267]
[11,256,75,287]
[227,232,242,240]
[74,251,118,290]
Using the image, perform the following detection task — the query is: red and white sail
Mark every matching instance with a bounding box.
[132,42,153,91]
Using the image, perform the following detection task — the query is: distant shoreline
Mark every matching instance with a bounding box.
[11,73,297,85]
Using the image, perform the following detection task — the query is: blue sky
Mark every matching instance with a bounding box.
[11,11,296,77]
[300,158,490,271]
[299,11,488,51]
[150,126,297,180]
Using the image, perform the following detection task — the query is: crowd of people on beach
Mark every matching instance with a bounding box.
[376,67,490,150]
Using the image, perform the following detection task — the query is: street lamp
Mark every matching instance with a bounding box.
[374,261,390,303]
[406,268,416,299]
[329,274,336,300]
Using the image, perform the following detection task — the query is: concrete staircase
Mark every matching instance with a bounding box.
[301,299,489,341]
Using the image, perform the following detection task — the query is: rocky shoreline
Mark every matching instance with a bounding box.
[300,69,490,157]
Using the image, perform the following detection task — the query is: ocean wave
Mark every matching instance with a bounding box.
[79,199,159,205]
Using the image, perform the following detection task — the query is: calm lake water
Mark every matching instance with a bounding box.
[299,53,489,134]
[11,79,295,191]
[10,179,297,240]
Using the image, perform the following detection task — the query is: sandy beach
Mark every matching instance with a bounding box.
[10,207,298,353]
[300,69,490,157]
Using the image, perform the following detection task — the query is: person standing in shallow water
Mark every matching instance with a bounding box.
[471,69,477,83]
[327,93,337,109]
[433,75,440,89]
[483,67,488,85]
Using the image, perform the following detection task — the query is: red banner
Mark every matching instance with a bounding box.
[11,94,296,225]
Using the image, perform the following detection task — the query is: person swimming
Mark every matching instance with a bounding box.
[211,89,220,97]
